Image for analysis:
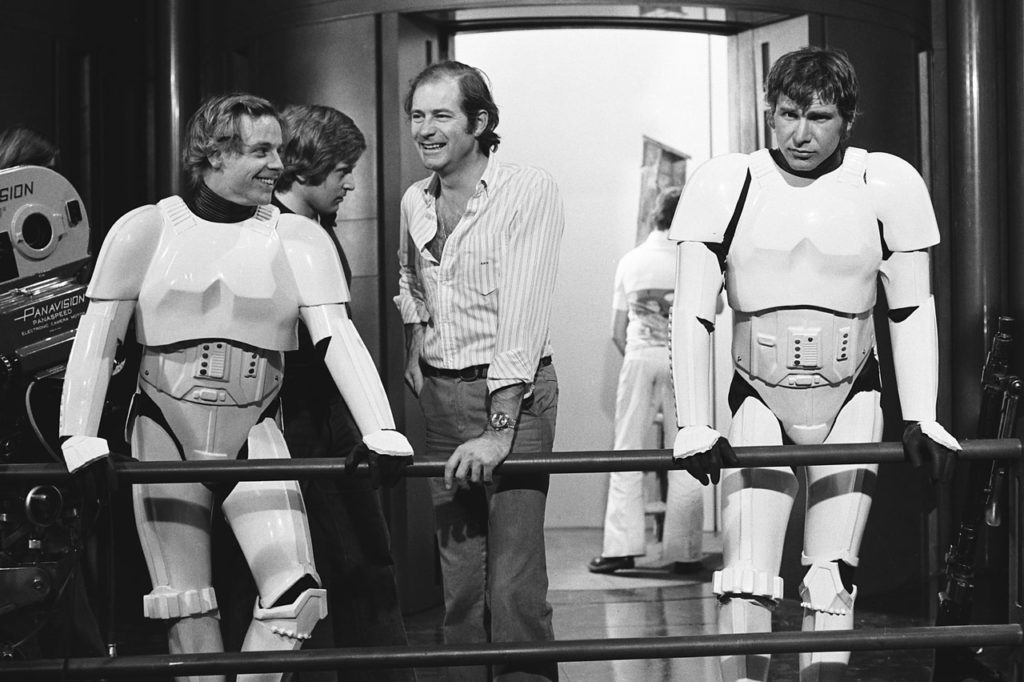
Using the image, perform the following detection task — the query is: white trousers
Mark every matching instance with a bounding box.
[602,345,704,560]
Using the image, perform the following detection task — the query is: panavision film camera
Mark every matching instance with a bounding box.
[0,166,90,388]
[0,166,95,657]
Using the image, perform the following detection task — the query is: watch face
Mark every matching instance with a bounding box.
[489,412,512,430]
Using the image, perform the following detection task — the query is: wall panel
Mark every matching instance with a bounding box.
[247,16,384,364]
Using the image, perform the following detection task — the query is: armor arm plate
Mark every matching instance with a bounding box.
[671,241,724,428]
[59,299,135,470]
[668,153,750,244]
[880,250,932,309]
[301,304,410,456]
[866,152,940,252]
[85,205,161,300]
[278,214,350,307]
[889,296,939,422]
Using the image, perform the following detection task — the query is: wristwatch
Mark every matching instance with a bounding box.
[488,412,517,432]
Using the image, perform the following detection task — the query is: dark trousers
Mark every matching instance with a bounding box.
[420,362,559,682]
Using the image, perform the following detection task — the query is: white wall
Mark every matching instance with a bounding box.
[455,28,729,527]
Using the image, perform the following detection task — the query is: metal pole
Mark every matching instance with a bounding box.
[1006,0,1024,379]
[155,0,198,198]
[1004,1,1024,672]
[4,439,1019,483]
[2,625,1019,680]
[946,0,1004,436]
[1015,430,1024,682]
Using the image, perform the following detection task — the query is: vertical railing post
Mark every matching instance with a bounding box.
[1013,438,1023,682]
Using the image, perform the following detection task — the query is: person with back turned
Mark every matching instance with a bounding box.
[589,185,706,577]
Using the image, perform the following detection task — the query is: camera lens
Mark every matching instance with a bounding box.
[25,485,63,526]
[22,213,53,251]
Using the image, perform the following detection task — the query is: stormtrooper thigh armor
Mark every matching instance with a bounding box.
[798,389,882,681]
[131,340,325,675]
[670,147,942,682]
[713,386,881,682]
[714,396,797,682]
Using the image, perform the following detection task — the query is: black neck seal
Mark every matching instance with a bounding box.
[770,145,844,179]
[185,180,259,223]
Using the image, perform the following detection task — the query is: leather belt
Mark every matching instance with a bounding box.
[421,356,552,382]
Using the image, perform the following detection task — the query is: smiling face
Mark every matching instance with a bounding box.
[409,75,486,177]
[205,114,283,206]
[769,94,847,172]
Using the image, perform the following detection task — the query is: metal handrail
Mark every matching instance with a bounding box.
[1,438,1020,680]
[2,625,1020,679]
[1,438,1019,482]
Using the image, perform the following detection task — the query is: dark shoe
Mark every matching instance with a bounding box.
[672,560,704,575]
[588,555,636,574]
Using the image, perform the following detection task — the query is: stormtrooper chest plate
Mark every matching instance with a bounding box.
[135,200,300,350]
[726,149,882,315]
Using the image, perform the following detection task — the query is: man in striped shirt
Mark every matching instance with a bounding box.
[395,60,565,682]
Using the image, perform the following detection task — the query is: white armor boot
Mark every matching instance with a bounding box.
[224,419,328,682]
[798,561,857,681]
[237,587,328,682]
[716,575,784,682]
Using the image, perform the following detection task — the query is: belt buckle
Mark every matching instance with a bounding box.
[459,366,480,381]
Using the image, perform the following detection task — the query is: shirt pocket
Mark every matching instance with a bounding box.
[463,248,499,296]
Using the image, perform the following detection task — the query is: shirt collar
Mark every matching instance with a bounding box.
[478,152,499,193]
[643,227,675,245]
[419,153,499,205]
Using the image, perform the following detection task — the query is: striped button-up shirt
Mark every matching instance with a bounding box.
[394,154,565,393]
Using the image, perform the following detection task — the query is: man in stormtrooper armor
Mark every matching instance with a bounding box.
[668,47,960,682]
[59,93,412,682]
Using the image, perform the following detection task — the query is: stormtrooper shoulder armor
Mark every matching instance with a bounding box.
[668,153,750,244]
[277,213,350,307]
[86,204,162,300]
[866,152,940,252]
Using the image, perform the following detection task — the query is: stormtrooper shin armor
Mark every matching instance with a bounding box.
[131,340,325,656]
[669,147,939,682]
[60,198,390,681]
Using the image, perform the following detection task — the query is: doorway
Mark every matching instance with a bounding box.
[453,27,729,528]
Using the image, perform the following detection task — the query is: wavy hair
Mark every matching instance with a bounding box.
[0,126,59,169]
[651,186,681,232]
[403,60,501,155]
[765,46,859,134]
[182,93,281,187]
[276,104,366,192]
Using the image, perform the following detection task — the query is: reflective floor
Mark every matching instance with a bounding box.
[404,527,1015,682]
[68,524,1015,681]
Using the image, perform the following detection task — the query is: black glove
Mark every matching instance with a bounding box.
[344,443,412,489]
[674,437,739,486]
[902,422,958,484]
[64,459,115,532]
[59,437,113,503]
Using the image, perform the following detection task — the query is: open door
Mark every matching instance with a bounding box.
[729,15,811,153]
